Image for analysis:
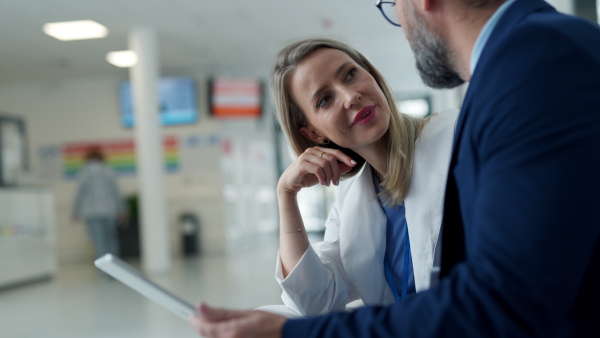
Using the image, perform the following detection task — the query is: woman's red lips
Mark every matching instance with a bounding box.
[352,105,376,126]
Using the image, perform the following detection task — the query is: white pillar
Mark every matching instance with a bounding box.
[129,27,170,274]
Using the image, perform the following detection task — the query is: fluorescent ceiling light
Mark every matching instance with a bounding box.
[106,51,138,68]
[43,20,108,41]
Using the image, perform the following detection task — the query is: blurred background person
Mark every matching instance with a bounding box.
[72,146,127,260]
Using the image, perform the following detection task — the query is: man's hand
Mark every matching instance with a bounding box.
[189,303,287,338]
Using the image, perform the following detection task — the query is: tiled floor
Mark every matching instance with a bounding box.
[0,235,286,338]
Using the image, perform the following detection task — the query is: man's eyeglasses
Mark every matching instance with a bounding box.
[376,0,401,27]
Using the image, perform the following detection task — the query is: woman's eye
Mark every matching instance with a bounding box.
[317,96,331,109]
[345,67,358,81]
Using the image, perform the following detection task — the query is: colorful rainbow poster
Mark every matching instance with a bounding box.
[62,136,180,178]
[164,136,179,172]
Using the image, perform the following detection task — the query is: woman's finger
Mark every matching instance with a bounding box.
[298,151,328,186]
[314,152,333,186]
[310,147,357,186]
[312,146,357,168]
[305,162,326,186]
[319,152,340,186]
[304,148,335,186]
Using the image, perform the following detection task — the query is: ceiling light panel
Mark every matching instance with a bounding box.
[106,51,138,68]
[43,20,108,41]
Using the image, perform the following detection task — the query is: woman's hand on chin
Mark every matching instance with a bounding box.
[277,146,357,196]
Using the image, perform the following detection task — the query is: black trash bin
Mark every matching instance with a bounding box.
[179,213,200,256]
[118,194,141,258]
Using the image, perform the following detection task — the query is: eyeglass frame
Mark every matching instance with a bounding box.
[376,0,401,27]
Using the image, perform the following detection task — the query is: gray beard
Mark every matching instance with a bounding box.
[408,12,465,89]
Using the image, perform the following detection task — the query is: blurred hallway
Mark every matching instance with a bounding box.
[0,235,283,338]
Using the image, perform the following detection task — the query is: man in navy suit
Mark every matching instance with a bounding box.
[191,0,600,336]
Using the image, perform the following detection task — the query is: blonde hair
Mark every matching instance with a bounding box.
[271,38,426,205]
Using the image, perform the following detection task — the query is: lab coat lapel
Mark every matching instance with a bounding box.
[404,109,458,291]
[339,164,391,305]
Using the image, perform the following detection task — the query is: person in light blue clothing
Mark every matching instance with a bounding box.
[73,147,126,259]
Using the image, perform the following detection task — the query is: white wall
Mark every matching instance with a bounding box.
[547,0,575,14]
[0,73,278,264]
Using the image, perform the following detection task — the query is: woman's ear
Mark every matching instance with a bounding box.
[299,126,324,144]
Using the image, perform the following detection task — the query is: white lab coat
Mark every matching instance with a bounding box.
[275,109,459,316]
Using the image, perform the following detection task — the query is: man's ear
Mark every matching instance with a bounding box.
[299,126,324,144]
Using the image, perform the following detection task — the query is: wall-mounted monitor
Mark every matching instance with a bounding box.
[119,77,198,128]
[209,77,262,119]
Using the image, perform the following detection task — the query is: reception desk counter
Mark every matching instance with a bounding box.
[0,187,56,289]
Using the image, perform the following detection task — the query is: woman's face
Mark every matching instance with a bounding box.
[289,48,390,151]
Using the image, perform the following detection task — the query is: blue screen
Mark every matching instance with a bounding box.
[119,77,198,127]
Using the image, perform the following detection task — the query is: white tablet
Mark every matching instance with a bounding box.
[94,254,197,321]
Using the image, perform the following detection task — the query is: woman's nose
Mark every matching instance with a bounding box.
[341,87,361,110]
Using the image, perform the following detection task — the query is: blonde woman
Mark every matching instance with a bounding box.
[266,38,459,317]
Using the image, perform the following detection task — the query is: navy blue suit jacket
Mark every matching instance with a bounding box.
[283,0,600,336]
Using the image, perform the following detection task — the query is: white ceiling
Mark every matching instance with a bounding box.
[0,0,428,92]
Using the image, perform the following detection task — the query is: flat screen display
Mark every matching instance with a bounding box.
[119,77,198,127]
[210,77,262,118]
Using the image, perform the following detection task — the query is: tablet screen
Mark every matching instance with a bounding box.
[94,254,197,321]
